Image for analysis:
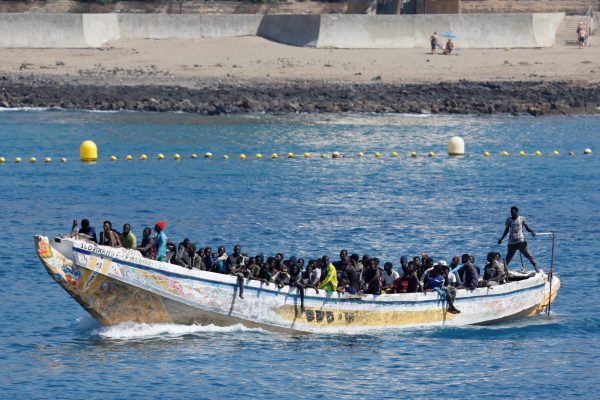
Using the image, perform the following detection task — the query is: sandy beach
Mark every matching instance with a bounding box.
[1,37,599,85]
[1,37,599,115]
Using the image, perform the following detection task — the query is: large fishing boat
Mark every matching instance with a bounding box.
[34,233,560,334]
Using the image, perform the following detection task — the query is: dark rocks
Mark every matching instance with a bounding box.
[0,76,599,116]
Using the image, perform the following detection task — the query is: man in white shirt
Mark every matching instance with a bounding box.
[498,206,539,272]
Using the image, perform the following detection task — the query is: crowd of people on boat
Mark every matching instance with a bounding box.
[76,207,539,314]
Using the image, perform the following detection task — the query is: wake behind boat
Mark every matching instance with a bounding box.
[34,233,560,334]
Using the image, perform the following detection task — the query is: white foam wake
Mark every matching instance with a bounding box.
[92,322,267,339]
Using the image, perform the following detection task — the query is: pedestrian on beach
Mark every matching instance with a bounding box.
[430,32,440,54]
[498,206,539,273]
[577,22,587,49]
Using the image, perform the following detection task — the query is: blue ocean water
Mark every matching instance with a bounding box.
[0,110,599,399]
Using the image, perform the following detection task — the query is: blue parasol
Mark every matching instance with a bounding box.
[440,31,457,39]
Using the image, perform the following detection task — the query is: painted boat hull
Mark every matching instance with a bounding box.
[35,234,560,333]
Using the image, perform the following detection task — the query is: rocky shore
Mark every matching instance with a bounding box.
[1,76,599,116]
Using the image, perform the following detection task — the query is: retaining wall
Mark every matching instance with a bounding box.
[0,12,566,49]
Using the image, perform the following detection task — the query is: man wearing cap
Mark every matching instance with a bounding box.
[154,221,168,262]
[498,206,539,273]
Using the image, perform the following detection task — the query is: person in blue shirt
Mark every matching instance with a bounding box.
[78,219,97,243]
[154,221,168,262]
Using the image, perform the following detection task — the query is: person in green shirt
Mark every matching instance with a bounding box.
[120,223,137,249]
[318,255,338,292]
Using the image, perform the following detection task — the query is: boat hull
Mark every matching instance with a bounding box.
[35,235,560,333]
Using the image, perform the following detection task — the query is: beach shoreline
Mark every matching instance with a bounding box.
[1,37,599,115]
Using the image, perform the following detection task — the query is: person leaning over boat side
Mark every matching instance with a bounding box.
[78,218,97,243]
[99,220,122,247]
[498,206,539,273]
[137,227,156,260]
[458,253,478,291]
[154,221,168,262]
[318,256,338,292]
[120,223,137,249]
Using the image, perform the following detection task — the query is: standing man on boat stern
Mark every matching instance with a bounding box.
[498,206,539,273]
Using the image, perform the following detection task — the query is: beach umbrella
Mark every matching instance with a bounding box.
[440,31,457,39]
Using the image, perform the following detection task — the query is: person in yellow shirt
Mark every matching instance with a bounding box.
[318,256,338,292]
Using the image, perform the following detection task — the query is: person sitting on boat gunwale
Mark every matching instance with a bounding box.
[78,218,97,243]
[99,220,122,248]
[153,221,168,262]
[137,227,156,260]
[458,254,479,291]
[498,206,539,273]
[120,223,136,249]
[226,245,242,274]
[318,256,338,292]
[483,251,506,286]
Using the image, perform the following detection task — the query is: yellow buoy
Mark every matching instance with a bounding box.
[15,157,22,163]
[157,153,165,160]
[518,151,526,157]
[287,152,294,159]
[44,157,52,163]
[140,154,148,160]
[500,151,509,157]
[410,152,417,157]
[374,152,381,158]
[332,152,341,159]
[29,157,37,163]
[271,153,278,159]
[427,152,435,157]
[483,151,490,157]
[0,156,6,164]
[223,155,229,160]
[204,152,213,159]
[173,153,181,160]
[110,155,117,161]
[80,140,98,162]
[534,151,542,157]
[239,154,246,160]
[255,153,263,159]
[191,153,198,159]
[125,155,132,161]
[303,152,311,158]
[60,157,67,163]
[584,148,593,155]
[391,151,398,158]
[552,150,559,156]
[357,152,364,158]
[448,136,465,156]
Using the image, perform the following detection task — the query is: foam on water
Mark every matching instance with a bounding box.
[92,322,268,340]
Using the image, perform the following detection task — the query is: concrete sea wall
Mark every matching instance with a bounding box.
[0,12,565,49]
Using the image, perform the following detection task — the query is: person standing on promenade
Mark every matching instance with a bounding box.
[498,206,539,272]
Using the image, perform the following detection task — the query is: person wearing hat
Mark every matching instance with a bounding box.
[154,221,168,262]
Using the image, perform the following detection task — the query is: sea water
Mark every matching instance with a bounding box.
[0,110,599,399]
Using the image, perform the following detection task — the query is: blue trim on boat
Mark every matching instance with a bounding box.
[73,247,545,305]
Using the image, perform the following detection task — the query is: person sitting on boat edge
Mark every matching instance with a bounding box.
[230,257,250,299]
[99,220,122,248]
[120,223,137,249]
[382,262,399,293]
[154,221,168,262]
[137,227,156,260]
[226,245,242,274]
[78,218,97,243]
[318,256,338,292]
[498,206,539,273]
[459,253,479,291]
[483,251,506,286]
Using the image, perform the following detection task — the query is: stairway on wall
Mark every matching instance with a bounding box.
[555,15,586,46]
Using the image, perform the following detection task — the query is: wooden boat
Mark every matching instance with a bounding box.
[34,233,560,334]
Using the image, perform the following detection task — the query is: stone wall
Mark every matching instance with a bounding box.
[460,0,596,15]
